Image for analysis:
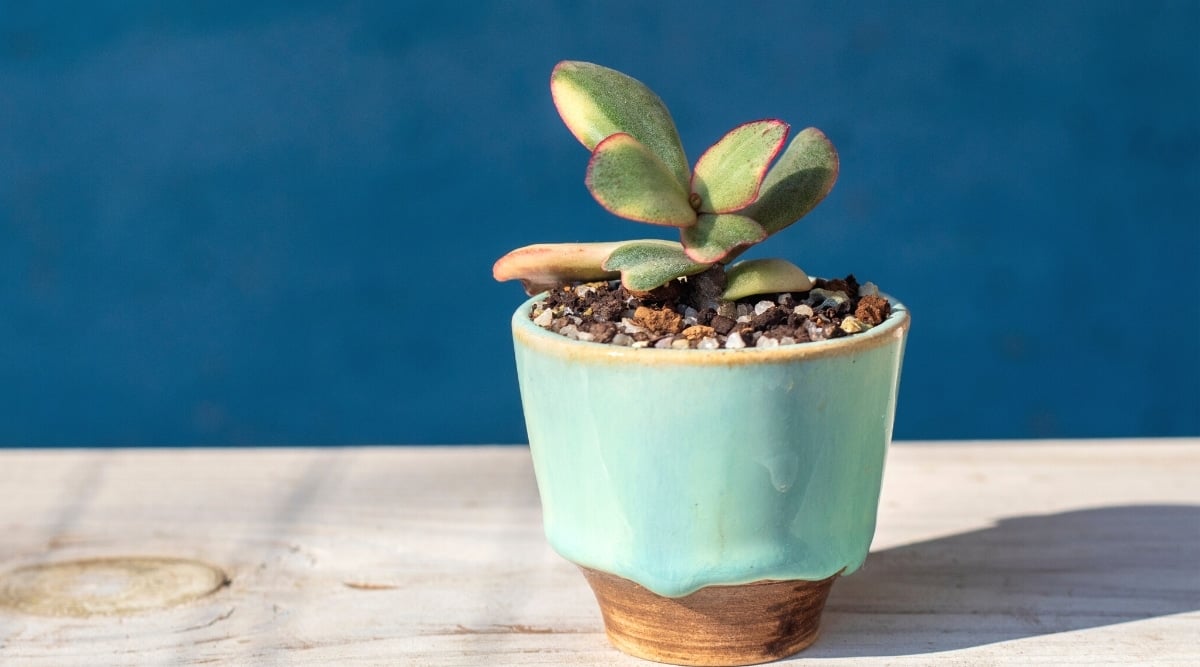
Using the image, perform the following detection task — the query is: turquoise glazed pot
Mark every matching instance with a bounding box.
[511,291,909,665]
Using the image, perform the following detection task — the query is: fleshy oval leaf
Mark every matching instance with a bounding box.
[680,213,767,264]
[586,134,697,227]
[739,127,839,235]
[551,61,690,190]
[493,242,623,295]
[601,240,711,292]
[691,120,789,214]
[722,258,814,301]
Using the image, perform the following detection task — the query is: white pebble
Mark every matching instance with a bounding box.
[780,337,796,345]
[754,300,775,315]
[682,316,699,326]
[736,304,752,317]
[559,325,579,340]
[804,320,828,341]
[533,309,554,327]
[793,304,814,318]
[631,340,650,349]
[683,307,699,321]
[574,284,596,298]
[858,282,880,297]
[575,332,596,342]
[670,339,691,350]
[736,315,752,324]
[697,337,720,350]
[612,333,634,346]
[725,332,747,349]
[569,316,583,325]
[777,293,793,305]
[756,336,780,349]
[654,337,675,349]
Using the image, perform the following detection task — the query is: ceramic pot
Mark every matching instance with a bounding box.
[511,291,909,666]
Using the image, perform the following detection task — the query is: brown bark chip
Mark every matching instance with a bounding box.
[710,315,737,335]
[854,295,891,326]
[588,321,618,343]
[749,306,786,329]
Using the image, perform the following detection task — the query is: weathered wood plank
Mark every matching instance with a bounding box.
[0,440,1197,665]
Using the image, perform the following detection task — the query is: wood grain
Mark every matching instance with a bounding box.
[0,440,1196,665]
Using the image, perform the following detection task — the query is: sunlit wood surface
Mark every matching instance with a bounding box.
[1,440,1197,665]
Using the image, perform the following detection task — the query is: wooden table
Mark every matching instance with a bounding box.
[0,440,1197,665]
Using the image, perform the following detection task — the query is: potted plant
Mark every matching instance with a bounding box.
[493,61,910,666]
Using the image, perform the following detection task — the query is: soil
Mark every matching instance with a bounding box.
[529,266,892,349]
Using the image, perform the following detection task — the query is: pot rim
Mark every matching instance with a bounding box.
[513,284,910,366]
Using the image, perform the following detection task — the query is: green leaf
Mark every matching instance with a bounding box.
[551,61,691,191]
[602,240,711,292]
[739,127,839,235]
[586,134,697,227]
[723,259,814,301]
[680,213,767,264]
[493,242,623,295]
[691,120,789,214]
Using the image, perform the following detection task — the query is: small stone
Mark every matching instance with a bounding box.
[559,325,579,340]
[681,325,717,341]
[858,281,880,297]
[683,306,700,321]
[725,332,747,349]
[808,288,849,311]
[670,338,691,350]
[697,337,720,350]
[736,315,752,324]
[634,306,684,335]
[569,316,583,325]
[840,316,870,334]
[793,304,814,318]
[574,284,596,298]
[631,340,650,349]
[754,300,775,315]
[654,336,676,349]
[776,293,793,305]
[575,331,596,342]
[619,318,648,335]
[854,295,891,326]
[756,336,780,349]
[710,315,737,335]
[717,302,738,319]
[804,320,829,341]
[612,333,634,346]
[736,303,753,318]
[780,337,797,345]
[533,309,554,327]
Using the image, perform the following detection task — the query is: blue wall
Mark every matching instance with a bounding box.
[2,2,1197,445]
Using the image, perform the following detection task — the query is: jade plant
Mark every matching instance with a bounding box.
[493,60,839,302]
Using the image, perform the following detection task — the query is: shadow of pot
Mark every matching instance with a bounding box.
[511,291,910,665]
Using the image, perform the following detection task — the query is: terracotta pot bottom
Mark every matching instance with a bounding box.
[579,567,837,666]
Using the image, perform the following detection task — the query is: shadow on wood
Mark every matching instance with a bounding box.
[805,504,1200,659]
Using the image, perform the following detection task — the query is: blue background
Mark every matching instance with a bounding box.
[2,2,1197,446]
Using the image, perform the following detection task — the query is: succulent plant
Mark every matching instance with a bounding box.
[493,61,839,299]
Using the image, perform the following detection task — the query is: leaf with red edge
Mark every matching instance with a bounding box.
[551,61,690,191]
[493,242,623,295]
[680,213,767,264]
[585,134,697,227]
[739,127,839,235]
[690,120,788,214]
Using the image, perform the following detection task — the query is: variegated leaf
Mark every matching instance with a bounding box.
[586,134,697,227]
[680,213,767,264]
[739,127,839,235]
[691,120,788,214]
[551,61,691,191]
[602,240,711,292]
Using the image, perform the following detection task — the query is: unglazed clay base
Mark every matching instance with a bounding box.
[580,567,837,666]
